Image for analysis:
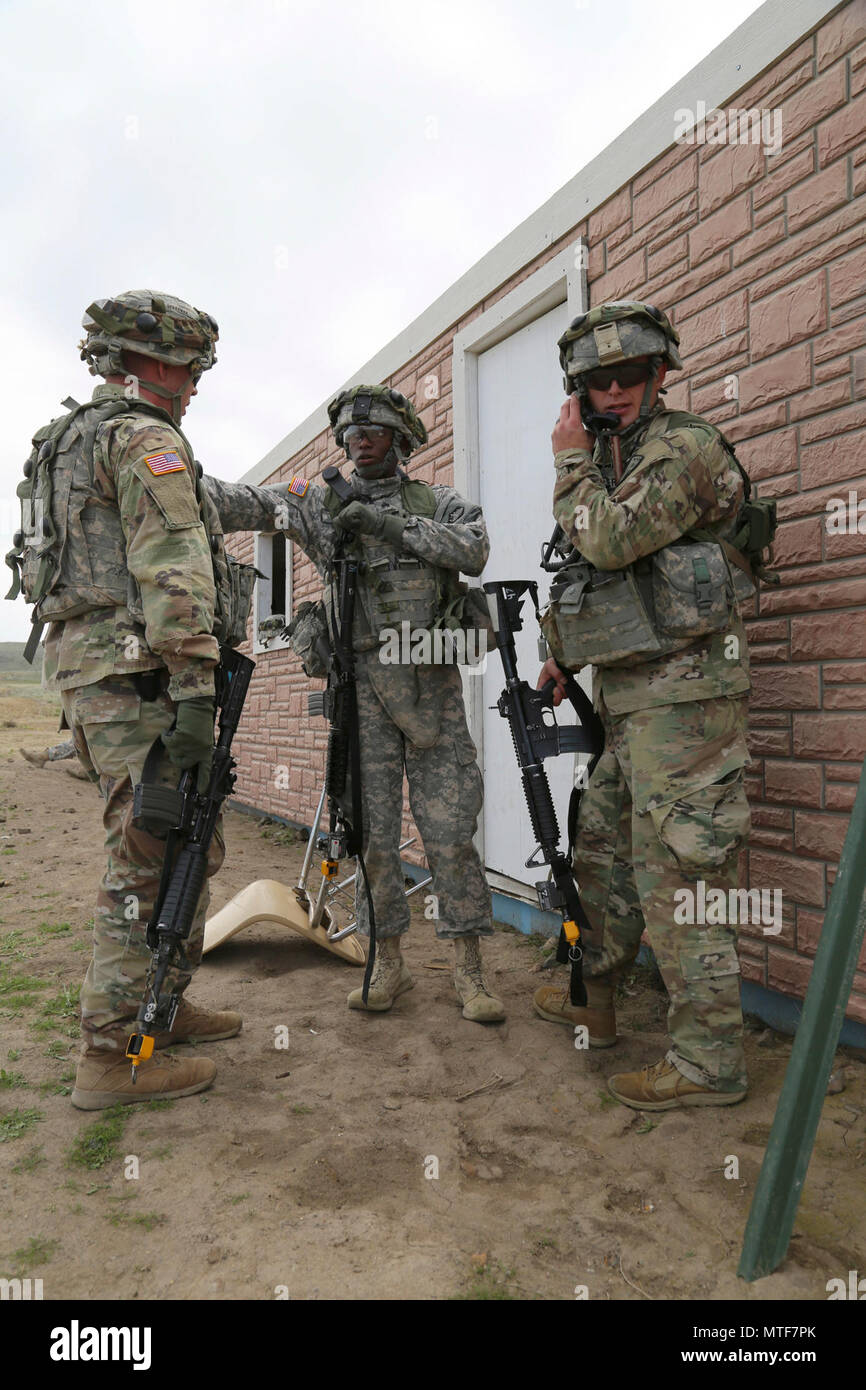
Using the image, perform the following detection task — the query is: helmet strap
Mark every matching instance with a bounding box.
[636,356,664,420]
[135,378,184,426]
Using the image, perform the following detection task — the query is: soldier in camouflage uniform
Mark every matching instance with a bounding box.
[270,385,503,1022]
[6,291,289,1108]
[533,301,753,1109]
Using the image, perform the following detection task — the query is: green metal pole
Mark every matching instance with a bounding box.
[738,757,866,1281]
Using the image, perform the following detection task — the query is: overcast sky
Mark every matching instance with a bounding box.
[1,0,766,643]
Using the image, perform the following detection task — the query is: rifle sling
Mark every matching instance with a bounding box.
[557,674,604,1005]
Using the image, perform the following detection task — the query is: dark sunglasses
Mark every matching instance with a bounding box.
[583,363,654,391]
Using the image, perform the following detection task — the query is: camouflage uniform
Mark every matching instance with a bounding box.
[47,740,76,760]
[272,465,494,943]
[19,739,76,762]
[39,383,287,1048]
[546,306,752,1092]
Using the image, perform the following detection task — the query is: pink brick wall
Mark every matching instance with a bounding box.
[229,2,866,1021]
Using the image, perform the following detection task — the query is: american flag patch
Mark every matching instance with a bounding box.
[144,451,185,476]
[288,476,308,497]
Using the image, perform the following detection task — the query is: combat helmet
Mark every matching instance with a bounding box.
[556,300,682,432]
[79,290,219,423]
[327,384,427,465]
[557,300,682,386]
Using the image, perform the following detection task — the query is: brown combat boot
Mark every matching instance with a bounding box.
[533,976,617,1047]
[453,936,506,1023]
[71,1047,216,1110]
[152,998,242,1048]
[347,936,414,1012]
[607,1058,747,1111]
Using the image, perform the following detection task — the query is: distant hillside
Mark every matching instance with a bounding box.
[0,642,41,679]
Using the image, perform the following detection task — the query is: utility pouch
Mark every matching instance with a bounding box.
[132,782,186,838]
[285,600,331,678]
[216,557,262,649]
[542,561,665,666]
[651,541,733,639]
[365,557,439,636]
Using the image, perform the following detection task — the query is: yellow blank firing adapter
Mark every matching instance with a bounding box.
[563,919,580,947]
[126,1034,154,1067]
[321,859,339,880]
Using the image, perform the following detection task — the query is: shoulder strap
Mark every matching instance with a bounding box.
[659,409,780,583]
[660,408,751,498]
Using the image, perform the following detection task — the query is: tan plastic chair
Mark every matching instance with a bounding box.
[204,784,431,966]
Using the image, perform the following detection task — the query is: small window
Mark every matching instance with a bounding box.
[253,531,292,653]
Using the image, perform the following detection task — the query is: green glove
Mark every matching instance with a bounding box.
[161,696,215,792]
[333,501,406,547]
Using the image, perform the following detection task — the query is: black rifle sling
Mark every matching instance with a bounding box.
[557,674,604,1004]
[325,471,378,1003]
[524,581,604,1005]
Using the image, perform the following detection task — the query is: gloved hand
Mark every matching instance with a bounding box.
[333,501,406,547]
[161,696,215,792]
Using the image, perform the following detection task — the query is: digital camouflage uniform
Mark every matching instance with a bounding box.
[272,457,494,945]
[547,308,752,1093]
[38,384,287,1049]
[47,739,76,760]
[19,739,76,761]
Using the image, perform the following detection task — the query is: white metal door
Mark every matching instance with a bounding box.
[477,302,580,896]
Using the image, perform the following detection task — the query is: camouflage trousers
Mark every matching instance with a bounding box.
[348,664,493,940]
[574,694,751,1089]
[61,673,224,1050]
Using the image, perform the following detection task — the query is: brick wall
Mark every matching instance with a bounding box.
[230,1,866,1021]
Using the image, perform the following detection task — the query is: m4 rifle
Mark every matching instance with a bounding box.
[483,580,603,1004]
[125,647,255,1078]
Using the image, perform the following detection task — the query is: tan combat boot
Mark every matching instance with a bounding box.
[20,747,48,767]
[453,936,506,1023]
[347,936,414,1012]
[71,1047,216,1110]
[533,975,617,1048]
[152,998,242,1048]
[607,1058,747,1111]
[63,762,91,780]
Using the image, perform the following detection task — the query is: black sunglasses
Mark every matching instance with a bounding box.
[583,363,655,391]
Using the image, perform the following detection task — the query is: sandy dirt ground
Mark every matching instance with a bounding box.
[0,677,864,1304]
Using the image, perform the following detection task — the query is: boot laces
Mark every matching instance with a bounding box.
[459,955,489,996]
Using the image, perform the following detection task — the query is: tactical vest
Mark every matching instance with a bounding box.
[322,478,469,640]
[5,396,257,661]
[542,409,777,669]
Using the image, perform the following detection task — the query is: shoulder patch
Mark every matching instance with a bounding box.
[143,450,186,477]
[287,476,309,497]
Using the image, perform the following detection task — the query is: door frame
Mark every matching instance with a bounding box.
[451,239,588,865]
